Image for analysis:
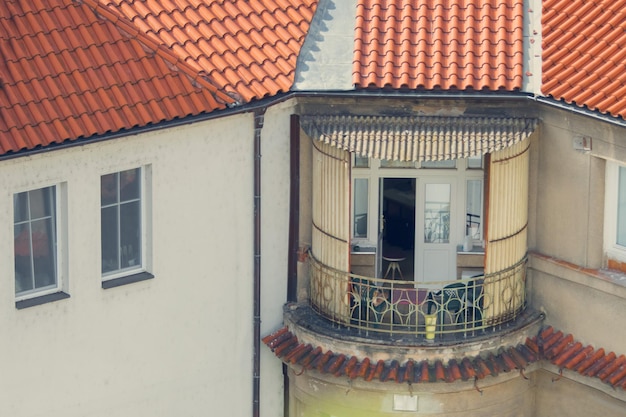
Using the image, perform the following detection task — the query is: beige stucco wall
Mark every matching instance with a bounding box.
[530,107,607,268]
[528,255,626,360]
[289,366,536,417]
[0,107,293,417]
[527,104,626,354]
[534,368,626,417]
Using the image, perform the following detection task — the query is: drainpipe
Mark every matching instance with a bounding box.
[283,114,301,417]
[253,108,265,417]
[287,114,300,303]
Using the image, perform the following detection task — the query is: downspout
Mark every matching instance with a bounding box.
[284,114,301,417]
[253,108,265,417]
[287,114,300,303]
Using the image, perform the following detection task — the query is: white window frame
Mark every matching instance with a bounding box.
[351,156,484,248]
[352,177,370,240]
[604,161,626,262]
[13,183,67,302]
[100,165,152,282]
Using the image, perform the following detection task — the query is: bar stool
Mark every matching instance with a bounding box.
[383,253,406,279]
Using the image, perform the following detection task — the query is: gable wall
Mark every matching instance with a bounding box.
[0,106,293,417]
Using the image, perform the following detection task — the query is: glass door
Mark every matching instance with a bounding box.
[415,179,457,283]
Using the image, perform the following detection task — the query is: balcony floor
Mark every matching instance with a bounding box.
[283,302,545,361]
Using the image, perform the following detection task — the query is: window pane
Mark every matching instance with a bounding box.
[14,186,57,295]
[32,219,56,289]
[101,206,119,273]
[120,168,140,201]
[354,155,369,168]
[466,180,482,239]
[467,155,483,169]
[101,173,118,206]
[424,184,450,243]
[421,160,456,169]
[120,201,141,267]
[353,179,368,238]
[14,223,34,293]
[14,192,29,223]
[381,159,415,168]
[29,187,54,219]
[617,167,626,246]
[101,167,143,275]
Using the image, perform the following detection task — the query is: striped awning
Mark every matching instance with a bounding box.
[300,115,538,162]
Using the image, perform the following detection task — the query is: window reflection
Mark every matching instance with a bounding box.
[424,184,450,243]
[466,180,483,240]
[353,179,368,238]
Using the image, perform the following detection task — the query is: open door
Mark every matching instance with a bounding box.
[378,178,416,280]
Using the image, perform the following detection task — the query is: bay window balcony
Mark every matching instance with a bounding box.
[300,114,538,341]
[309,251,527,339]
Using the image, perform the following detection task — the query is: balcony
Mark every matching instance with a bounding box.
[308,252,527,342]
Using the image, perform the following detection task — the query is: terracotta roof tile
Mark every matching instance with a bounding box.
[93,0,318,103]
[0,0,230,155]
[353,0,524,91]
[542,0,626,119]
[0,0,319,156]
[531,327,626,390]
[265,325,626,391]
[265,326,537,385]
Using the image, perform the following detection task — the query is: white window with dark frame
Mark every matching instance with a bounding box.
[605,162,626,262]
[14,185,68,305]
[101,167,152,286]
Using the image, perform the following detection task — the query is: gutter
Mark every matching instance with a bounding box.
[5,89,624,163]
[531,94,626,128]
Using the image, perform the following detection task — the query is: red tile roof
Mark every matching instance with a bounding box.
[537,327,626,390]
[353,0,524,91]
[0,0,229,155]
[0,0,318,156]
[542,0,626,119]
[2,0,623,157]
[92,0,318,103]
[264,326,538,385]
[264,325,626,390]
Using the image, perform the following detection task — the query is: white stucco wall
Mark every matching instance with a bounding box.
[0,109,292,417]
[259,100,301,416]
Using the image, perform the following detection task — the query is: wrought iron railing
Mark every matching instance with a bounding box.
[309,254,526,340]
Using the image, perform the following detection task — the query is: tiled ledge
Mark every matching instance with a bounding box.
[283,303,544,364]
[529,252,626,298]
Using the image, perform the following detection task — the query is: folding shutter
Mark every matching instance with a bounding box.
[310,141,351,322]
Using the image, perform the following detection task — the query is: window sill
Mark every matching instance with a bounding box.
[16,291,70,310]
[102,271,154,289]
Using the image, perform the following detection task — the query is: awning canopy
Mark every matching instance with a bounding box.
[300,115,538,162]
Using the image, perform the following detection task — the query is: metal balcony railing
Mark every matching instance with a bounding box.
[309,254,527,340]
